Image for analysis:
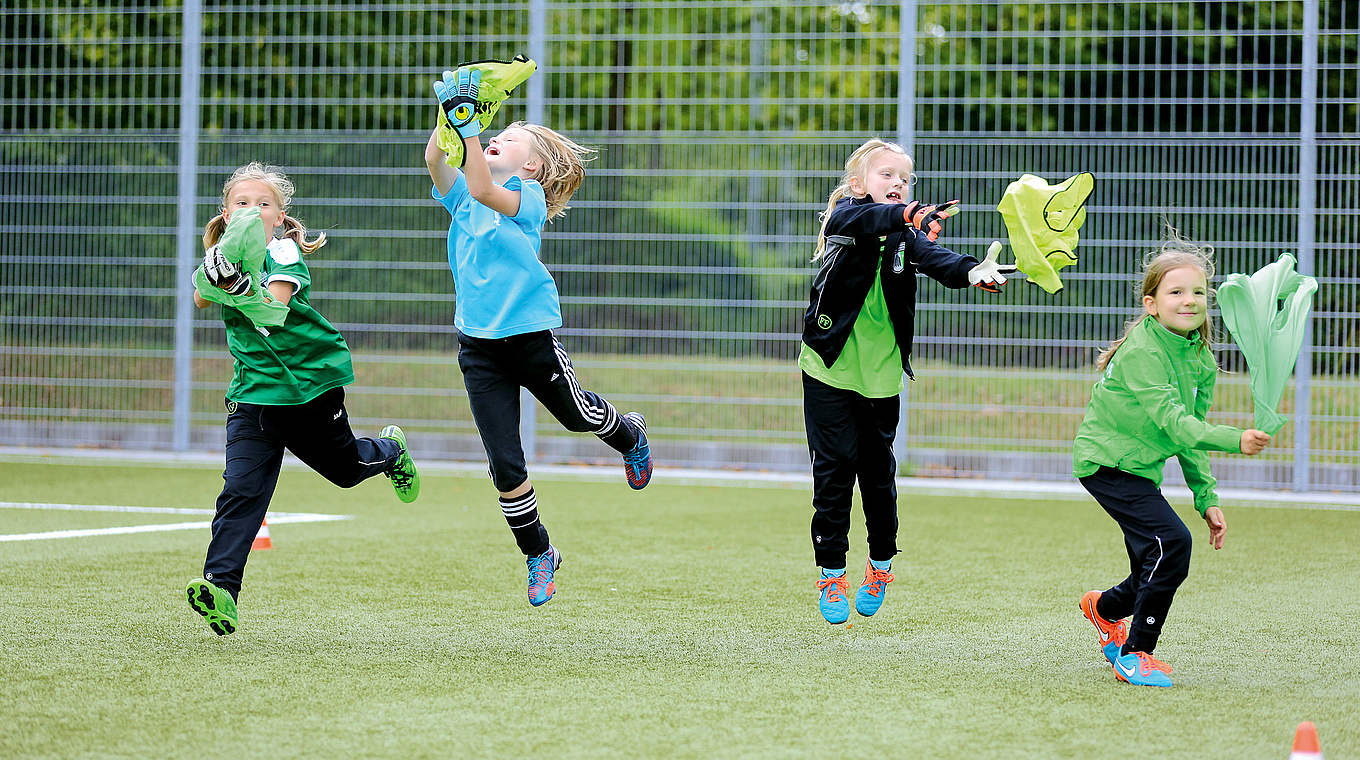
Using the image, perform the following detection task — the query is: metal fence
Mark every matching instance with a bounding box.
[2,1,1357,492]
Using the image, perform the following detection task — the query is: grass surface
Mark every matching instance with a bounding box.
[1,459,1357,759]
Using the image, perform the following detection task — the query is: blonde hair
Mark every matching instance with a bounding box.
[813,139,913,260]
[201,162,326,254]
[507,121,596,221]
[1096,227,1216,371]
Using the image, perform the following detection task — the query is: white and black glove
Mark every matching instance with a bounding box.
[202,245,252,296]
[968,241,1019,294]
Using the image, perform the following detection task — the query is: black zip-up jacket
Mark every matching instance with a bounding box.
[802,195,979,379]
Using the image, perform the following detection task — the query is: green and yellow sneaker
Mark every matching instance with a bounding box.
[380,425,420,503]
[186,578,238,636]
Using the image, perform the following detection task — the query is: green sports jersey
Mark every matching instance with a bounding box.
[219,238,354,405]
[799,267,903,398]
[1073,315,1243,514]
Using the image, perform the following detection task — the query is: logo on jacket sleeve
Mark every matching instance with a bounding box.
[892,241,906,273]
[817,314,833,330]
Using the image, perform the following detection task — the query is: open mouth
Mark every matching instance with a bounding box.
[486,145,501,157]
[885,191,902,202]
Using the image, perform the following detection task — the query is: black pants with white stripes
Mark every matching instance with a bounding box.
[457,330,638,555]
[204,387,401,599]
[802,372,900,570]
[1079,466,1194,655]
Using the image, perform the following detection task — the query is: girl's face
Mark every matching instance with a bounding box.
[1144,265,1209,337]
[851,149,914,205]
[485,127,540,178]
[223,179,286,235]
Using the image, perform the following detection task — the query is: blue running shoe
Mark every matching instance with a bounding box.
[526,545,562,607]
[816,569,849,625]
[854,559,894,617]
[621,412,652,490]
[1112,650,1173,688]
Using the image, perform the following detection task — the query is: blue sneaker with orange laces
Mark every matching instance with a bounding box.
[854,558,894,617]
[526,545,562,606]
[1111,650,1174,688]
[621,412,652,490]
[1079,590,1128,665]
[816,568,849,625]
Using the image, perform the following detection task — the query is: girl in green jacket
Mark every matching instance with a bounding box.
[1073,234,1270,687]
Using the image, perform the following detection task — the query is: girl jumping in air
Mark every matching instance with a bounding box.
[1074,232,1270,687]
[187,162,420,636]
[425,69,652,608]
[801,139,1013,625]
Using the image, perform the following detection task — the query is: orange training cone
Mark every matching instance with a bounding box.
[1289,721,1323,760]
[251,518,273,551]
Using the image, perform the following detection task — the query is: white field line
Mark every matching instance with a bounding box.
[0,502,351,543]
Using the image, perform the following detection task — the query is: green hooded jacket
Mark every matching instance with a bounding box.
[1073,315,1243,515]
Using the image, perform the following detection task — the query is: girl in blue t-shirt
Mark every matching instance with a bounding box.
[425,78,652,608]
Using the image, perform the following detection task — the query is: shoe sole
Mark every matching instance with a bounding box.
[187,582,237,636]
[1113,668,1172,688]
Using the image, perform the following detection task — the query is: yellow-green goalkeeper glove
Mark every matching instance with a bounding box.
[433,54,537,168]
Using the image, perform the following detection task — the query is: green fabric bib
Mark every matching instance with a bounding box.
[996,172,1094,294]
[194,207,289,329]
[436,54,537,167]
[1217,252,1318,435]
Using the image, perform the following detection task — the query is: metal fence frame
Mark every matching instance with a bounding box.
[2,1,1356,492]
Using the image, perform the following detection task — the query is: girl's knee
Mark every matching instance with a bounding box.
[1161,527,1194,578]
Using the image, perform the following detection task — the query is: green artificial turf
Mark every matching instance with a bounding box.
[1,459,1356,758]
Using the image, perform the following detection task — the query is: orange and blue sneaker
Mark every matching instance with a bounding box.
[854,558,894,617]
[526,545,562,606]
[1112,650,1174,688]
[186,577,238,636]
[816,568,849,625]
[1080,590,1128,665]
[621,412,652,490]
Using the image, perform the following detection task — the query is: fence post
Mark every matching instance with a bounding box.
[173,0,203,451]
[1294,0,1319,491]
[521,0,546,462]
[894,0,917,470]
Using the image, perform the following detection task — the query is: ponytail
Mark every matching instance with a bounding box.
[812,185,855,260]
[200,212,325,254]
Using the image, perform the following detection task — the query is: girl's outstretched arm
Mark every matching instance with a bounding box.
[460,134,522,217]
[425,128,458,196]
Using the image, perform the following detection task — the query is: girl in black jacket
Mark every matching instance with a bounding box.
[800,139,1013,625]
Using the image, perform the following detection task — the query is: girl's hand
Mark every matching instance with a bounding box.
[1240,429,1270,455]
[1203,506,1227,550]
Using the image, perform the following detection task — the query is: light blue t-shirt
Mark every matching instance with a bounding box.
[432,173,562,338]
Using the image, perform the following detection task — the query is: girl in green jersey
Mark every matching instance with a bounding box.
[1074,232,1270,686]
[185,163,421,636]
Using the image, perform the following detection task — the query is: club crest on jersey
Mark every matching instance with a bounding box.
[892,241,906,273]
[817,314,833,330]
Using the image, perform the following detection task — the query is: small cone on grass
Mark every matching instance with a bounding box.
[1288,721,1323,760]
[251,518,273,551]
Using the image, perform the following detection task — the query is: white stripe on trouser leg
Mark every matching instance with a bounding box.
[552,339,614,431]
[1146,535,1164,583]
